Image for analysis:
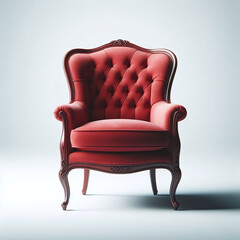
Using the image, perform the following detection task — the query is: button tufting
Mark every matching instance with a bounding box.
[106,59,113,68]
[124,58,131,68]
[99,72,106,81]
[131,72,138,81]
[116,72,122,81]
[129,99,136,108]
[148,75,153,82]
[142,59,148,68]
[115,99,122,108]
[107,85,114,93]
[122,85,129,93]
[136,86,144,94]
[69,46,173,121]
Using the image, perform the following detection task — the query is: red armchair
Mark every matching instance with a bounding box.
[54,40,187,210]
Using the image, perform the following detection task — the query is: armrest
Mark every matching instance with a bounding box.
[54,101,88,132]
[150,101,187,132]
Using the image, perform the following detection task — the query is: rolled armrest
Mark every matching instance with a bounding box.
[150,101,187,132]
[54,101,88,131]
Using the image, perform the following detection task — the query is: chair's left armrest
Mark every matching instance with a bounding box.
[54,101,89,163]
[54,100,88,132]
[150,101,187,132]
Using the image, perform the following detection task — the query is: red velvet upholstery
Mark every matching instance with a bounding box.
[54,40,187,210]
[69,150,170,165]
[151,101,187,132]
[54,101,88,135]
[71,119,169,152]
[67,46,172,121]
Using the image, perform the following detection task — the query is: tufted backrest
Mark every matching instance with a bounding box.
[64,40,177,121]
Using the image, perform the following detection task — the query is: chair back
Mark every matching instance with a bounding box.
[64,40,176,121]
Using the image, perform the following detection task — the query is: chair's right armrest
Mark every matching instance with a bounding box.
[54,101,88,132]
[150,101,187,133]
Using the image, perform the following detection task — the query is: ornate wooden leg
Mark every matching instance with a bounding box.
[82,169,90,195]
[170,168,181,210]
[150,169,158,195]
[59,167,70,210]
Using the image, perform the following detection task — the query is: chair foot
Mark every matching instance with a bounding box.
[82,169,90,195]
[172,201,179,210]
[59,167,70,210]
[170,167,181,210]
[150,169,158,195]
[61,202,67,210]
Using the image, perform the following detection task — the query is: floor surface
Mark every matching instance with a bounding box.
[0,154,240,240]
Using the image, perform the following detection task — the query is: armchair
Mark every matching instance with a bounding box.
[54,40,187,210]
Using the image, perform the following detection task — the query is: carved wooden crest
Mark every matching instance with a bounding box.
[110,166,130,172]
[110,39,130,45]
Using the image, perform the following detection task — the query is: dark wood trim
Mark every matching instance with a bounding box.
[150,169,158,195]
[110,39,130,45]
[66,162,173,174]
[170,167,181,210]
[168,110,183,209]
[59,166,70,210]
[58,111,70,166]
[58,111,71,210]
[82,169,90,195]
[58,162,179,210]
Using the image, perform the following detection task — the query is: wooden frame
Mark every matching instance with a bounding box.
[58,39,182,210]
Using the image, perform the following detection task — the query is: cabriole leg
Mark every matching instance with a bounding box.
[170,168,181,210]
[150,169,158,195]
[82,169,90,195]
[59,167,70,210]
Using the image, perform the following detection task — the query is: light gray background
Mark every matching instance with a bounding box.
[0,0,240,239]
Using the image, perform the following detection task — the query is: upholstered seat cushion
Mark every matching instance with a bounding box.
[70,119,169,152]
